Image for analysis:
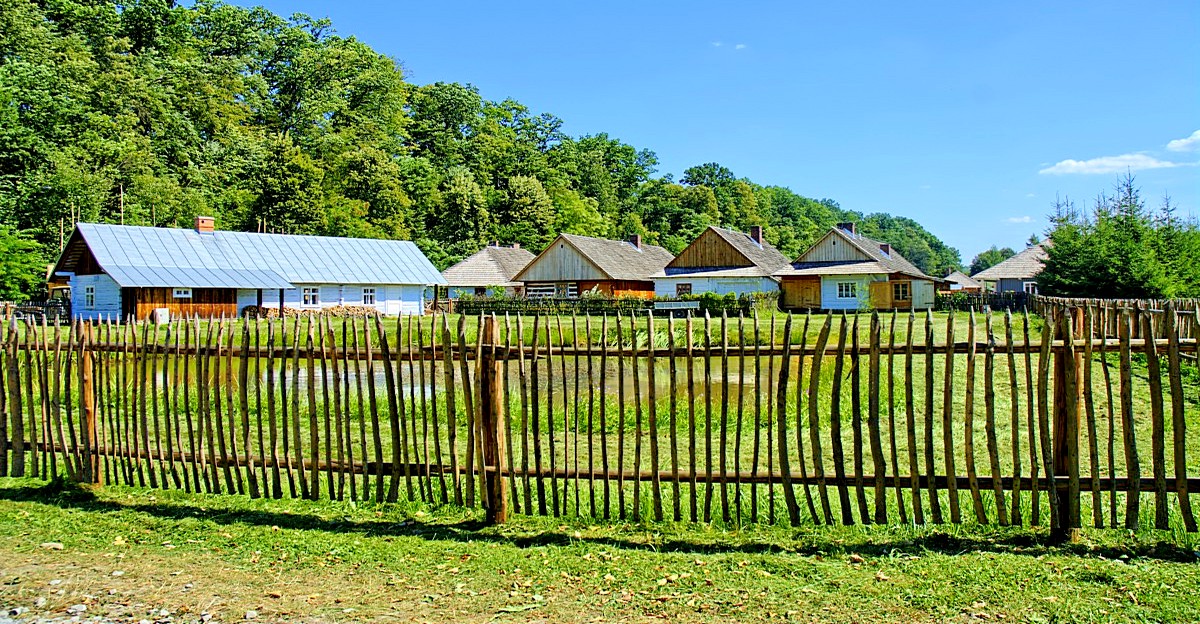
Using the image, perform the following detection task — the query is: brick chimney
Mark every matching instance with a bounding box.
[879,243,891,256]
[836,222,856,236]
[195,216,215,234]
[749,225,764,245]
[628,234,642,250]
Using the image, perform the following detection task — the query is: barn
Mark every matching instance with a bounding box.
[51,218,446,321]
[775,223,937,311]
[514,233,674,299]
[650,226,789,297]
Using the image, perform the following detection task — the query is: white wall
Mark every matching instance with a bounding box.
[282,283,427,316]
[70,273,121,321]
[653,276,778,298]
[820,275,884,310]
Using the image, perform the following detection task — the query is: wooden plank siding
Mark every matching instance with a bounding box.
[797,231,872,263]
[128,287,238,320]
[517,240,608,282]
[666,229,753,269]
[780,276,821,309]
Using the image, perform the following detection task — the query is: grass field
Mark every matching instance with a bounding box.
[1,477,1198,623]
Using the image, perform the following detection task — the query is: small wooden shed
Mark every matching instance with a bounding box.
[651,225,789,297]
[515,233,674,299]
[441,243,535,298]
[775,223,937,311]
[52,218,446,321]
[940,270,983,293]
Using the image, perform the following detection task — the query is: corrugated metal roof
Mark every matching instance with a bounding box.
[73,223,447,289]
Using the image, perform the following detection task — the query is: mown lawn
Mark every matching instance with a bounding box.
[1,477,1198,623]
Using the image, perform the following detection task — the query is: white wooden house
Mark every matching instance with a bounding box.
[52,218,446,321]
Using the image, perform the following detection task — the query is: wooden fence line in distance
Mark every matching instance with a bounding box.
[0,305,1195,537]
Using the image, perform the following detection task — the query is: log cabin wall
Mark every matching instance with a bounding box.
[579,280,657,299]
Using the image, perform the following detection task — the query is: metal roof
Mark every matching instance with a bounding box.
[70,223,447,289]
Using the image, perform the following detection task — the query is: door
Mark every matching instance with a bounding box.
[800,282,819,308]
[869,281,892,309]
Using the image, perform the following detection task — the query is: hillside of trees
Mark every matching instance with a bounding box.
[1040,175,1200,298]
[0,0,962,299]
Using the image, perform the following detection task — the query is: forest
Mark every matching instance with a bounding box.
[0,0,963,300]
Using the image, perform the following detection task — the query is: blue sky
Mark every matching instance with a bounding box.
[233,0,1199,263]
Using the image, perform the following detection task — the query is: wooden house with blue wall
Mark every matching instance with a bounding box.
[51,217,446,321]
[775,223,937,311]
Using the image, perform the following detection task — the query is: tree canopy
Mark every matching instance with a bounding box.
[968,245,1016,276]
[0,0,963,300]
[1039,175,1200,298]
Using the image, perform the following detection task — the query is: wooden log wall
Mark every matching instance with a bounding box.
[1,307,1197,533]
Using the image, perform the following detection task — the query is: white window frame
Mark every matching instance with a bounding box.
[1023,281,1038,294]
[173,287,192,299]
[362,287,377,306]
[302,287,320,307]
[84,285,95,309]
[837,282,857,299]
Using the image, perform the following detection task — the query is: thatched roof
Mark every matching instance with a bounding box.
[442,245,535,288]
[971,243,1047,281]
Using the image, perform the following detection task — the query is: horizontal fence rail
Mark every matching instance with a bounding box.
[1,303,1196,535]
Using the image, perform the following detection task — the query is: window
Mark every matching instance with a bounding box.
[1023,281,1038,294]
[676,283,693,296]
[362,287,376,305]
[837,282,857,299]
[892,281,910,302]
[85,286,95,309]
[302,287,320,306]
[173,288,192,299]
[554,283,579,298]
[474,287,487,296]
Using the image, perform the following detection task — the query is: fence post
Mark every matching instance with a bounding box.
[79,322,99,484]
[478,314,508,523]
[1051,307,1082,542]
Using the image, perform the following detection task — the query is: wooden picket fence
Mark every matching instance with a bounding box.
[1,304,1197,535]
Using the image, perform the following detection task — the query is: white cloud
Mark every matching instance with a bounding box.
[1025,193,1036,198]
[711,41,723,47]
[919,184,932,190]
[1007,216,1033,224]
[1167,130,1200,152]
[1038,153,1182,175]
[734,43,747,50]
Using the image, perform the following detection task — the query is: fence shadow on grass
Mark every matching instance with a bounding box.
[2,480,1195,564]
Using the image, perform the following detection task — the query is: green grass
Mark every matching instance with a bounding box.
[1,477,1198,623]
